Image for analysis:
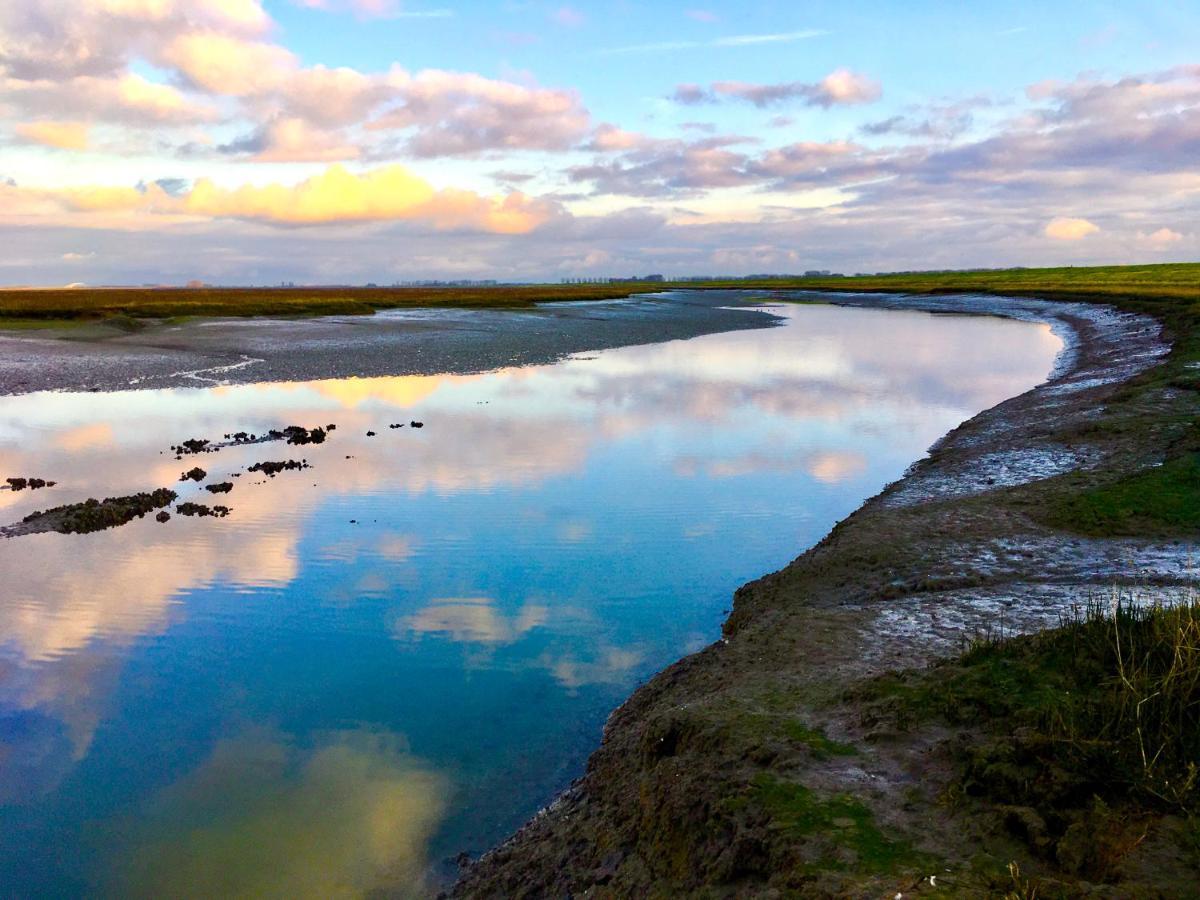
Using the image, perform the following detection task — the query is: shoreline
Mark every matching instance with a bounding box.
[452,290,1198,896]
[0,291,780,395]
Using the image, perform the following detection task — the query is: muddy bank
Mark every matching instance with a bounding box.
[0,292,778,395]
[454,292,1199,896]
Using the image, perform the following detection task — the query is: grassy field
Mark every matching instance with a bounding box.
[766,262,1200,303]
[0,281,678,323]
[1,262,1195,325]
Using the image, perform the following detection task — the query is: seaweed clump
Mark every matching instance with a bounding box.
[176,502,230,518]
[5,477,55,491]
[247,460,309,477]
[23,488,177,534]
[171,438,211,455]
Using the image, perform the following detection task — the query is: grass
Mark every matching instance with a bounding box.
[0,282,681,324]
[748,774,926,874]
[2,262,1196,326]
[858,591,1200,880]
[1040,452,1200,536]
[769,262,1200,304]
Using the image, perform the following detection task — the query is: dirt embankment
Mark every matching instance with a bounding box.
[453,292,1200,897]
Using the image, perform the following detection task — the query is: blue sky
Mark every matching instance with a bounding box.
[0,0,1196,283]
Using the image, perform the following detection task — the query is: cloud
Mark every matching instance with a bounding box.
[1044,216,1099,240]
[181,165,557,230]
[2,0,593,161]
[370,70,590,157]
[2,73,216,126]
[0,0,271,80]
[600,28,826,55]
[3,164,559,232]
[551,5,585,27]
[585,124,649,152]
[293,0,452,17]
[163,33,297,96]
[1143,226,1184,246]
[673,69,881,108]
[14,121,89,150]
[221,117,361,162]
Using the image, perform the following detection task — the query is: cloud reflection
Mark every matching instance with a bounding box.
[400,597,548,645]
[107,729,447,899]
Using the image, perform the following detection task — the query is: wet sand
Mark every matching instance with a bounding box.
[0,291,778,395]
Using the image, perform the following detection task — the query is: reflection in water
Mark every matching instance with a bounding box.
[111,729,446,899]
[0,301,1063,895]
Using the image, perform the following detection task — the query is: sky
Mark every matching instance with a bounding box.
[0,0,1197,285]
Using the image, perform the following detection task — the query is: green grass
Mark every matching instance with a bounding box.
[779,721,859,759]
[769,262,1200,303]
[749,775,926,874]
[1041,453,1200,536]
[2,262,1196,326]
[857,594,1200,880]
[852,594,1200,882]
[0,282,682,324]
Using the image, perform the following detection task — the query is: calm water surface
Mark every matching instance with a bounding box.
[0,301,1061,896]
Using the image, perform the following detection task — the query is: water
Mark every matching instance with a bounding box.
[0,300,1062,896]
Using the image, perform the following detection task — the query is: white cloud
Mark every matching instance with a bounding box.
[600,29,826,55]
[1044,216,1100,240]
[14,121,89,150]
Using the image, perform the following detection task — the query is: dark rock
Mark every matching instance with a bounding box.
[283,425,327,446]
[247,460,310,477]
[176,502,230,518]
[2,477,50,491]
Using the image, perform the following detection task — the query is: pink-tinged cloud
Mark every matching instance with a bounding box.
[674,69,881,108]
[372,70,590,156]
[229,117,362,162]
[0,0,272,80]
[1143,227,1183,245]
[585,124,648,151]
[1044,217,1099,240]
[162,34,298,95]
[14,121,90,150]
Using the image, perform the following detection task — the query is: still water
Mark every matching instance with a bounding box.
[0,300,1061,896]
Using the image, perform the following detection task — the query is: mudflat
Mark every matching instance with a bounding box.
[0,291,778,395]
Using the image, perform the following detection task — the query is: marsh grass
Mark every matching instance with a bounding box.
[942,588,1200,810]
[1039,453,1200,537]
[2,262,1197,325]
[858,585,1200,880]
